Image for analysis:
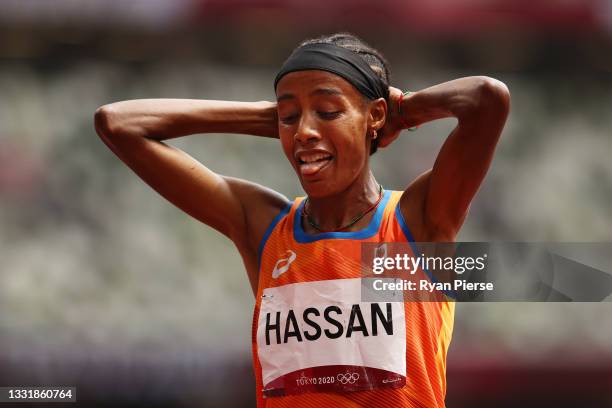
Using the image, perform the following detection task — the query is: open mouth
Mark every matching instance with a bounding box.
[297,152,334,176]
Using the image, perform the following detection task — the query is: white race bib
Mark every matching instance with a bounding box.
[257,278,406,397]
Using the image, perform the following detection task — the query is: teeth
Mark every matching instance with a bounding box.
[298,153,332,164]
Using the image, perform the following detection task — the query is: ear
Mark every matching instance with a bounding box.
[367,98,387,135]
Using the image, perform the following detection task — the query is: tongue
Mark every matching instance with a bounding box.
[300,158,331,176]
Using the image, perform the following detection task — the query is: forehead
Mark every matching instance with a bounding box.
[275,70,362,102]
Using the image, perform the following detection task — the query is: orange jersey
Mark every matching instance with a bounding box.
[252,190,455,407]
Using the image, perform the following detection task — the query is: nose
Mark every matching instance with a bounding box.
[294,112,321,144]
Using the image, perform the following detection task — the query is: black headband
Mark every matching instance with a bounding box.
[274,43,388,101]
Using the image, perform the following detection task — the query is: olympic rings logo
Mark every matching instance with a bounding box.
[336,372,360,385]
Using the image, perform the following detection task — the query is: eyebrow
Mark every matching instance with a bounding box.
[277,87,343,102]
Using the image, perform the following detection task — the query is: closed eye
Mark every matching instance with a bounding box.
[280,114,298,124]
[280,111,341,124]
[318,111,341,120]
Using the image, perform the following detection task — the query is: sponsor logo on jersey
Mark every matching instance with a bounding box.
[272,250,296,279]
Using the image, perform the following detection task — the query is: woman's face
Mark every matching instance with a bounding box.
[276,70,380,198]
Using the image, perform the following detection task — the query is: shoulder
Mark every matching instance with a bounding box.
[398,170,461,242]
[223,177,291,295]
[223,176,291,254]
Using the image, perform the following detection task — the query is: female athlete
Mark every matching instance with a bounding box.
[94,33,510,407]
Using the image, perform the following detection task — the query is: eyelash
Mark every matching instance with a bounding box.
[319,111,341,119]
[281,111,341,124]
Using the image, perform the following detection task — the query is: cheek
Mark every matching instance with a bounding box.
[343,147,367,175]
[337,123,368,172]
[279,134,295,165]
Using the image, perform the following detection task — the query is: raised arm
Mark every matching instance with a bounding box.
[384,76,510,240]
[94,99,288,294]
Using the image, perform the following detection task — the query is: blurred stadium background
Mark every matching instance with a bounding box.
[1,0,611,407]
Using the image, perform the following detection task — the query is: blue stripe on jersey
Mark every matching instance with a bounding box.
[395,198,457,300]
[293,189,392,243]
[257,201,293,270]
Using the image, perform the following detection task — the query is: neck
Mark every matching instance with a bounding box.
[304,172,381,232]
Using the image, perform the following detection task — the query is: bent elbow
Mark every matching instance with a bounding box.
[477,77,511,116]
[94,104,120,139]
[94,103,143,141]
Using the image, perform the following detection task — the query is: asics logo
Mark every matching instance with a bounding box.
[337,372,359,385]
[272,250,296,279]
